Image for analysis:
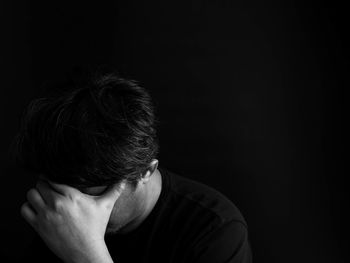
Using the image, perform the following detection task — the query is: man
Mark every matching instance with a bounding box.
[13,69,253,263]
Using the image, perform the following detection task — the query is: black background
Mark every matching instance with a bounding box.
[0,2,347,263]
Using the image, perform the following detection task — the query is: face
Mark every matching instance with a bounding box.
[81,181,143,235]
[80,185,109,196]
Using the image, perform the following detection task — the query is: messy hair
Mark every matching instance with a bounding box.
[11,69,159,189]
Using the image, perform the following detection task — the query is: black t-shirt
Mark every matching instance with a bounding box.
[23,167,253,263]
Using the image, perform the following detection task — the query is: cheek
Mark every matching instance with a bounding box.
[110,205,118,219]
[108,186,139,223]
[109,199,125,222]
[107,208,120,228]
[106,203,128,232]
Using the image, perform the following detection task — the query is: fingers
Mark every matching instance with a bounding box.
[98,181,126,207]
[20,202,36,228]
[47,180,81,198]
[36,180,60,207]
[26,188,45,213]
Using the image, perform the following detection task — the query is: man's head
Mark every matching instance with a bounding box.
[12,69,160,192]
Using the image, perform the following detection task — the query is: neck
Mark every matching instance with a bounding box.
[118,169,162,234]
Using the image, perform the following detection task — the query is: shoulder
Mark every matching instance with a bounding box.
[158,167,253,262]
[159,167,248,228]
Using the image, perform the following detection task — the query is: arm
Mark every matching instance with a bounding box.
[20,179,125,263]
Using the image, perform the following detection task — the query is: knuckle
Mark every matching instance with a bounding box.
[53,199,64,211]
[72,193,81,203]
[65,192,80,206]
[42,210,53,221]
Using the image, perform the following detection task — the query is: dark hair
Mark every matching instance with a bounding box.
[11,69,159,189]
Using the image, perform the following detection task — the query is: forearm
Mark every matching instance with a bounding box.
[66,242,114,263]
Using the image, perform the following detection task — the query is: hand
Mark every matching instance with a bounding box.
[21,179,126,263]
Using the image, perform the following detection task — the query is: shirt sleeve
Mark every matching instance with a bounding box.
[191,220,253,263]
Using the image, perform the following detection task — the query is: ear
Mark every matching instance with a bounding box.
[140,159,159,184]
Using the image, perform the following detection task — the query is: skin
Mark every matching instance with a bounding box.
[86,161,162,235]
[21,159,162,263]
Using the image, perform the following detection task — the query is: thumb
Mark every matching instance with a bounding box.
[97,181,126,206]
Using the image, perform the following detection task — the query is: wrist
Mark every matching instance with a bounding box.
[68,241,114,263]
